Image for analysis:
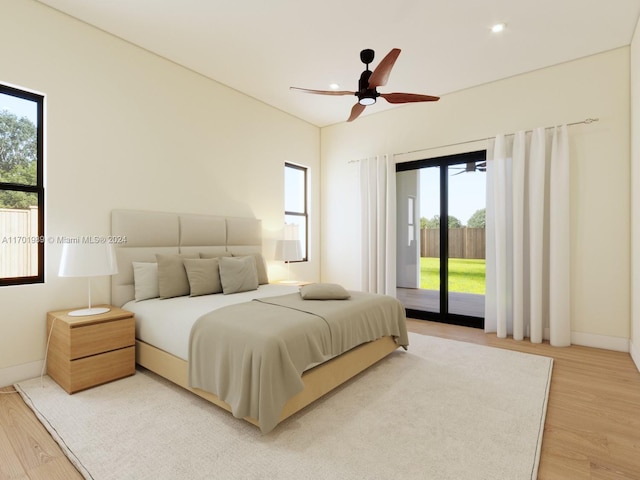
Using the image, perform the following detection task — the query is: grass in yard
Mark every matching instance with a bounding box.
[420,257,486,294]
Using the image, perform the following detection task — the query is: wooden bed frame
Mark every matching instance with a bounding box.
[111,209,402,430]
[136,336,399,427]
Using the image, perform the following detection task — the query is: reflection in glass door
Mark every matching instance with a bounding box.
[448,161,487,318]
[396,167,440,313]
[396,151,486,328]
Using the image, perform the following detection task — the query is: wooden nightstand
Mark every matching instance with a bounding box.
[46,305,135,393]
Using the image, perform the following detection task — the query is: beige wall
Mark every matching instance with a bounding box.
[0,0,320,383]
[631,19,640,371]
[321,48,631,350]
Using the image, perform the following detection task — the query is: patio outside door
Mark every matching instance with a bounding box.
[396,151,486,328]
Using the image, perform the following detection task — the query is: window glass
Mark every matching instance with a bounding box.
[284,165,305,213]
[284,163,308,261]
[0,86,44,285]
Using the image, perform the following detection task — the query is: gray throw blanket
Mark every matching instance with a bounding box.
[188,291,408,433]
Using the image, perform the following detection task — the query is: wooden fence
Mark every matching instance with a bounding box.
[420,227,485,259]
[0,206,38,277]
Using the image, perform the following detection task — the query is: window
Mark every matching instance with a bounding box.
[0,84,45,286]
[284,162,308,261]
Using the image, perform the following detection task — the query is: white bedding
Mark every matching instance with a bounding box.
[123,284,300,361]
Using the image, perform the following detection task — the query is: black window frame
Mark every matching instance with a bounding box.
[284,162,308,262]
[0,84,45,286]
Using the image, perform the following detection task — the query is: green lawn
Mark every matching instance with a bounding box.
[420,257,486,295]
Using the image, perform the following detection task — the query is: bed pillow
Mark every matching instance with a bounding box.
[156,253,198,299]
[230,252,269,285]
[183,258,223,297]
[132,262,159,301]
[219,255,259,294]
[300,283,351,300]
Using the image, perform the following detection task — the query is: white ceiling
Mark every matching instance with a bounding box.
[37,0,640,127]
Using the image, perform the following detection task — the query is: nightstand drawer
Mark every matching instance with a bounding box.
[69,317,135,359]
[52,346,136,394]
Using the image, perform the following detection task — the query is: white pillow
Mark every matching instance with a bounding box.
[132,262,159,301]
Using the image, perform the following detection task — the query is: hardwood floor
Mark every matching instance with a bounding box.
[407,319,640,480]
[0,385,83,479]
[1,319,639,480]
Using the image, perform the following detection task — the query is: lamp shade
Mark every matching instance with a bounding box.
[59,242,118,277]
[274,239,303,262]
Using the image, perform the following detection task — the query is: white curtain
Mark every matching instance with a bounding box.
[360,155,396,295]
[485,126,571,346]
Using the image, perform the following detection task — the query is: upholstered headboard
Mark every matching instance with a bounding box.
[110,209,262,307]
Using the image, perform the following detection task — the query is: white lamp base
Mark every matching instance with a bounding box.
[68,307,111,317]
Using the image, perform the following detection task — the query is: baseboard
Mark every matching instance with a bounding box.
[543,328,629,352]
[630,339,640,373]
[570,331,630,352]
[0,360,43,388]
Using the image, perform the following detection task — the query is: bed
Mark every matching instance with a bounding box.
[111,209,408,433]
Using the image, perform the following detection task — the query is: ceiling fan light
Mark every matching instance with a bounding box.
[359,97,376,106]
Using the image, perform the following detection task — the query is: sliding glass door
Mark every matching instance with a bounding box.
[396,151,486,328]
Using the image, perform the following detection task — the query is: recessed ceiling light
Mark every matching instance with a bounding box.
[329,83,340,90]
[491,23,506,33]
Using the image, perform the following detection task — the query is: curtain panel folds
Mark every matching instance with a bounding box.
[485,126,571,346]
[359,155,396,296]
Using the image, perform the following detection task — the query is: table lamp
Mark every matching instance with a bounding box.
[58,242,118,316]
[275,224,303,285]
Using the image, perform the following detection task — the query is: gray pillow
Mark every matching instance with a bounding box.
[132,262,159,301]
[300,283,351,300]
[219,256,259,294]
[155,253,198,299]
[184,258,223,297]
[230,252,269,285]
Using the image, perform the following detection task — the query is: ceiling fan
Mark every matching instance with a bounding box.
[290,48,440,122]
[451,162,487,175]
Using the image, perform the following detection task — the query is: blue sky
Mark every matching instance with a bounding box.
[420,167,485,225]
[0,93,38,125]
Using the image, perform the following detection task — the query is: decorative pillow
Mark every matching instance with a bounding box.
[299,283,351,300]
[219,255,259,295]
[132,262,159,301]
[155,253,198,299]
[230,251,269,285]
[183,258,223,297]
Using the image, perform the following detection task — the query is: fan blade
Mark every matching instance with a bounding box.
[368,48,401,88]
[290,87,355,96]
[347,103,366,122]
[380,92,440,104]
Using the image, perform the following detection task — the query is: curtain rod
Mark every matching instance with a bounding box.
[390,117,599,159]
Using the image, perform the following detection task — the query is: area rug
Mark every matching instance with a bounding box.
[16,333,552,480]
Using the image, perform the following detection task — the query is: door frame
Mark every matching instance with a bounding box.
[396,150,486,329]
